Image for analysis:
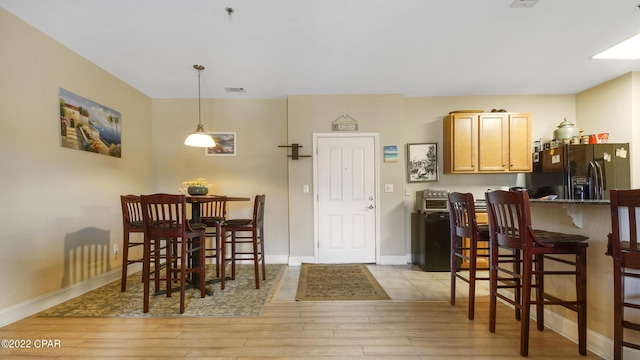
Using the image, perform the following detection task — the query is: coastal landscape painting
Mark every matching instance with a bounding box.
[206,132,236,156]
[59,88,122,157]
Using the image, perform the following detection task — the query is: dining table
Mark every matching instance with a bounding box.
[185,195,251,293]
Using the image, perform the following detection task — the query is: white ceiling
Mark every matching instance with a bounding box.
[2,0,640,99]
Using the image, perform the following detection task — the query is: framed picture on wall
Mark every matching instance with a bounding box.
[407,143,438,182]
[205,132,236,156]
[59,88,122,158]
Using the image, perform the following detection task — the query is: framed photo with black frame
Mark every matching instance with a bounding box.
[407,143,438,182]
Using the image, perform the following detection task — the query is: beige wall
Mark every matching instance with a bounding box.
[577,72,638,187]
[150,98,290,259]
[287,95,406,261]
[401,95,576,255]
[0,9,153,310]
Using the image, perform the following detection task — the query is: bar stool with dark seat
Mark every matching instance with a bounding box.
[607,189,640,360]
[119,195,145,292]
[448,192,490,320]
[140,193,207,313]
[222,194,266,289]
[485,190,589,357]
[199,197,227,288]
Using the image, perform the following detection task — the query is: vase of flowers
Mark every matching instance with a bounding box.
[180,178,210,195]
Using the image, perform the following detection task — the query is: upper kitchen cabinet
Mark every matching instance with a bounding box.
[443,112,532,174]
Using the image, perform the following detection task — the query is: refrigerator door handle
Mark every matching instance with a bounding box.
[588,161,596,199]
[594,160,604,199]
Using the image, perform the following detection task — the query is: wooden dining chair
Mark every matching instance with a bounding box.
[140,193,207,313]
[448,192,490,320]
[485,190,589,357]
[199,197,227,288]
[119,195,145,292]
[608,189,640,360]
[222,194,266,289]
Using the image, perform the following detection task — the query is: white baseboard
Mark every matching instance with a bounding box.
[288,256,408,266]
[0,267,124,327]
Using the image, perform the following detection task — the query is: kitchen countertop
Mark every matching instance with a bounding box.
[529,198,610,205]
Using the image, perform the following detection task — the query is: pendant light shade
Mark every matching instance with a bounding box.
[185,64,216,148]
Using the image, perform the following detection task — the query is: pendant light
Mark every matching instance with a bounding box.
[184,64,216,147]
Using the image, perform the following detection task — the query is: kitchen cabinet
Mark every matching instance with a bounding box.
[443,112,532,174]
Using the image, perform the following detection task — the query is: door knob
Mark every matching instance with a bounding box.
[368,205,374,209]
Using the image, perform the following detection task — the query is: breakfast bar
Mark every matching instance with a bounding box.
[528,199,618,346]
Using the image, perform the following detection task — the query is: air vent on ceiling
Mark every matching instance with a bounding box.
[510,0,539,8]
[225,87,246,93]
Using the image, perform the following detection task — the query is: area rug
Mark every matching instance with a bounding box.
[38,264,285,318]
[295,263,390,301]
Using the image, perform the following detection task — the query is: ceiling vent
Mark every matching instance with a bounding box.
[510,0,539,8]
[224,87,246,93]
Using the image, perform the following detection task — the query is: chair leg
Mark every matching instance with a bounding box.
[198,234,206,298]
[142,237,150,313]
[468,252,477,321]
[260,226,266,281]
[450,238,457,307]
[577,249,587,356]
[535,254,545,332]
[215,224,221,278]
[253,230,260,289]
[121,232,130,292]
[231,232,237,280]
[154,238,162,294]
[520,254,533,357]
[220,231,226,290]
[179,237,186,314]
[489,244,498,333]
[614,261,623,360]
[514,250,522,322]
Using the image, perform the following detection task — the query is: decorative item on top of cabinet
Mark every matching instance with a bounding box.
[443,112,532,174]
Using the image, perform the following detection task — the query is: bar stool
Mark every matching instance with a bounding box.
[140,193,206,313]
[608,189,640,360]
[222,194,266,289]
[485,190,588,357]
[199,197,227,288]
[119,195,144,292]
[448,192,490,320]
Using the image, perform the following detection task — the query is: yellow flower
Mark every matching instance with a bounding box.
[178,178,209,192]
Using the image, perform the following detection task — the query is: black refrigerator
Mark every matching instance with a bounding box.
[526,143,630,200]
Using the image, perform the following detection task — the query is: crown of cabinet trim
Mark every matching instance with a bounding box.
[443,112,532,174]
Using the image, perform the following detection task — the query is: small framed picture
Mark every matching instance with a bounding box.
[383,145,398,163]
[407,143,438,182]
[206,132,236,156]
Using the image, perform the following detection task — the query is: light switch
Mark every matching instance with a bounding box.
[405,188,411,197]
[303,185,309,193]
[384,184,394,193]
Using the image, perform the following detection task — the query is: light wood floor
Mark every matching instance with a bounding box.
[0,265,604,359]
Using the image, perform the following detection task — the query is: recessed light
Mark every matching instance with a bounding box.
[225,87,246,93]
[593,33,640,60]
[510,0,539,8]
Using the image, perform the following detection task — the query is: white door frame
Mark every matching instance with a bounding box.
[312,132,380,264]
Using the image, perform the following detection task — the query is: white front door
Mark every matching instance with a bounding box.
[314,134,378,263]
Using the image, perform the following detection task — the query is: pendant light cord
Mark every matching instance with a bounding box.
[198,68,202,126]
